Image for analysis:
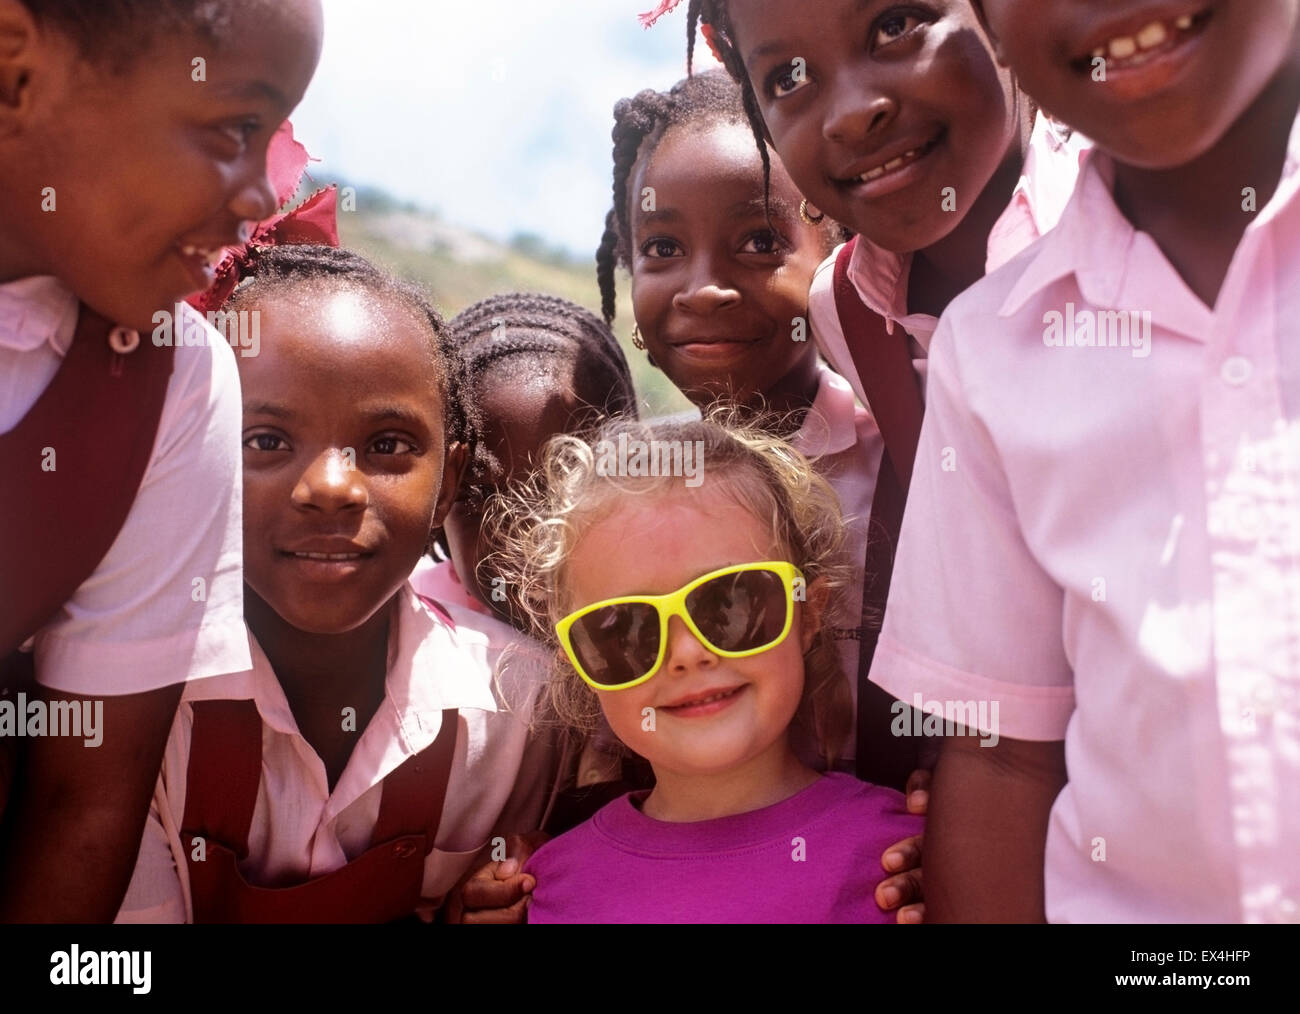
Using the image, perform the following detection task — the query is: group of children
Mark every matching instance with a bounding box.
[1,0,1295,924]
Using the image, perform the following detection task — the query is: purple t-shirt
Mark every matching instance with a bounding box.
[525,773,922,923]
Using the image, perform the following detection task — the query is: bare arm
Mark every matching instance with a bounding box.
[924,732,1067,923]
[0,683,182,922]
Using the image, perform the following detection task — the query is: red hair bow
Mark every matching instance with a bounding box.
[188,121,340,314]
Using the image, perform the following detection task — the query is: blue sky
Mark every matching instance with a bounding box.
[291,0,718,258]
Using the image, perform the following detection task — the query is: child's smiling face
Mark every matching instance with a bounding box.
[976,0,1300,168]
[562,482,824,779]
[0,0,324,332]
[629,119,825,409]
[727,0,1021,252]
[238,285,465,635]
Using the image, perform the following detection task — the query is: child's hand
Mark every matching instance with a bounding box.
[443,832,550,924]
[875,767,930,924]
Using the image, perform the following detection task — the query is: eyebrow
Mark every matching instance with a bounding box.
[746,0,877,63]
[356,403,431,430]
[210,80,291,109]
[244,401,293,419]
[637,208,685,227]
[725,196,797,222]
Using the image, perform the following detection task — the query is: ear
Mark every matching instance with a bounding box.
[431,440,469,529]
[968,0,1010,68]
[797,575,832,654]
[0,0,40,129]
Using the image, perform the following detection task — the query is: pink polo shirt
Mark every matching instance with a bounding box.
[115,584,556,922]
[871,117,1300,923]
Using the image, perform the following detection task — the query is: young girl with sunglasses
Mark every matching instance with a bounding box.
[498,416,922,922]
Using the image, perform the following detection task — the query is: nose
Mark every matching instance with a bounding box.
[823,68,898,146]
[662,615,719,676]
[227,155,280,226]
[291,449,368,514]
[671,255,742,316]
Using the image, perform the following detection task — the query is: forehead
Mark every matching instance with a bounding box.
[239,285,443,405]
[567,480,783,602]
[122,0,322,108]
[636,120,803,217]
[480,372,585,476]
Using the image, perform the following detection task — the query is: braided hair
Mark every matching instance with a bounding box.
[224,244,475,453]
[596,69,757,325]
[449,292,638,488]
[683,3,777,223]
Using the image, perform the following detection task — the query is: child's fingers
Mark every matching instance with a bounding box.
[896,902,925,925]
[904,768,932,813]
[881,833,923,873]
[461,891,532,926]
[876,868,923,912]
[460,872,533,912]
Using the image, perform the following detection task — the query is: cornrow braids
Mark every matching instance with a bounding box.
[685,2,775,239]
[596,69,753,325]
[22,1,238,63]
[225,244,475,452]
[449,291,638,487]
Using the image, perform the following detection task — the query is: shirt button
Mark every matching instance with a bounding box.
[1253,682,1277,716]
[1220,356,1253,386]
[393,841,419,860]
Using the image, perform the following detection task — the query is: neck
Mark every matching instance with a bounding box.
[758,352,822,433]
[908,119,1030,318]
[640,735,819,823]
[1112,53,1300,308]
[244,586,392,722]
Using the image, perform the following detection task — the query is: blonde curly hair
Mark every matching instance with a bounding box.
[484,410,855,770]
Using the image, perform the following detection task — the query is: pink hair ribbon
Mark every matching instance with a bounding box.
[188,121,340,314]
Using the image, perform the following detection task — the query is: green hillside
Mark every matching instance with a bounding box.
[337,199,691,419]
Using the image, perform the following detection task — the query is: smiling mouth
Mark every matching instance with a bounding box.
[1072,8,1211,74]
[284,551,369,561]
[661,685,746,711]
[833,133,942,189]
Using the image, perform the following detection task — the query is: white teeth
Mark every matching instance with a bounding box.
[180,244,225,267]
[1108,35,1137,58]
[1176,14,1193,30]
[293,552,362,561]
[856,148,920,183]
[1136,21,1167,49]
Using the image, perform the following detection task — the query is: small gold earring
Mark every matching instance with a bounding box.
[632,326,646,351]
[799,198,825,225]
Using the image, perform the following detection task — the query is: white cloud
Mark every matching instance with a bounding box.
[290,0,717,257]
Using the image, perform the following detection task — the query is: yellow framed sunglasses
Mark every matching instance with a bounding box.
[556,561,804,691]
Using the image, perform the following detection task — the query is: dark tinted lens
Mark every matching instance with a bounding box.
[685,569,787,652]
[569,602,660,686]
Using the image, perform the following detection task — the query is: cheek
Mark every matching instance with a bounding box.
[630,270,678,334]
[597,688,654,747]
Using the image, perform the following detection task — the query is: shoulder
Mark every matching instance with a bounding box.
[807,773,922,838]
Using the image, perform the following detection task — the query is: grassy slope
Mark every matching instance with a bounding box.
[339,209,691,419]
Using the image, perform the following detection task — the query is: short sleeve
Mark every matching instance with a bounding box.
[34,311,250,695]
[869,312,1075,741]
[114,785,188,924]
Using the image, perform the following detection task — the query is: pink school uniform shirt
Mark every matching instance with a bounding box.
[525,772,921,924]
[115,584,556,922]
[0,276,249,694]
[871,117,1300,923]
